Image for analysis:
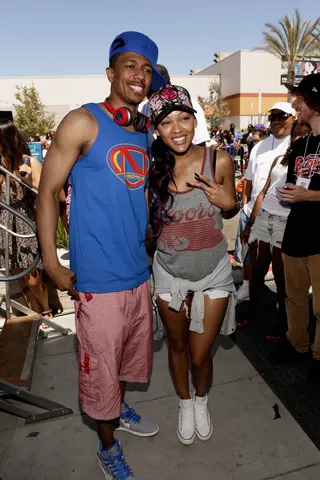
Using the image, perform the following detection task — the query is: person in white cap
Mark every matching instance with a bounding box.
[236,102,295,326]
[241,121,310,342]
[271,74,320,382]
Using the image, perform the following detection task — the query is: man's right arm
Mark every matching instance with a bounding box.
[37,108,93,297]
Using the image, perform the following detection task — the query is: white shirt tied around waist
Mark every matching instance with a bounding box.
[151,252,236,335]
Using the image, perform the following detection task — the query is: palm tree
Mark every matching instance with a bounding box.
[262,9,320,100]
[313,26,320,45]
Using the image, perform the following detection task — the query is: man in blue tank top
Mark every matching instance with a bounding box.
[37,31,166,480]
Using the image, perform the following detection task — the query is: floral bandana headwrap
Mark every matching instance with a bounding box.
[149,84,197,127]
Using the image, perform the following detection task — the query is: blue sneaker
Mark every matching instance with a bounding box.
[97,438,135,480]
[117,401,159,437]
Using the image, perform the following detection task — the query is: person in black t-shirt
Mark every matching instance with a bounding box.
[271,74,320,381]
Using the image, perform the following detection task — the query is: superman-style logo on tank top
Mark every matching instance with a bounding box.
[107,143,150,190]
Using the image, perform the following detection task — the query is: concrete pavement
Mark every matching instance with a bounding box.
[1,215,320,479]
[1,328,320,479]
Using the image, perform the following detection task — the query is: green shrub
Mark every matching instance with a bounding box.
[56,218,69,250]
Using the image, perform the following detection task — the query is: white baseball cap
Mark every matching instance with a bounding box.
[269,102,295,115]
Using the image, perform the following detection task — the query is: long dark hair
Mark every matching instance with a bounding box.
[0,120,30,183]
[281,121,311,166]
[148,137,177,236]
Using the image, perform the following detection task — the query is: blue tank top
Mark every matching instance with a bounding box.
[69,103,151,293]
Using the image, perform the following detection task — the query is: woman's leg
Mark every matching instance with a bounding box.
[272,246,287,312]
[189,294,228,442]
[267,246,287,341]
[15,269,40,313]
[157,295,195,445]
[189,295,229,396]
[248,240,272,322]
[24,269,52,318]
[156,296,190,399]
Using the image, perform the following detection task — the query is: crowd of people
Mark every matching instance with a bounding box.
[233,77,320,385]
[27,131,56,159]
[206,122,271,175]
[1,29,320,480]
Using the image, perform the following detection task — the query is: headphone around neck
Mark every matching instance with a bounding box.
[104,98,150,133]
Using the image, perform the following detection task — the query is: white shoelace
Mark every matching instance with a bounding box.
[194,404,210,428]
[179,404,194,429]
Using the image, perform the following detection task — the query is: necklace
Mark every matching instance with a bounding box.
[303,132,320,160]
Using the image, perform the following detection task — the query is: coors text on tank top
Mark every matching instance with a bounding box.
[156,148,228,282]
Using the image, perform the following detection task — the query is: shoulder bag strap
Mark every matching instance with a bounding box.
[212,148,217,176]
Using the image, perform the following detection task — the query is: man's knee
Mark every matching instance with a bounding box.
[286,292,309,304]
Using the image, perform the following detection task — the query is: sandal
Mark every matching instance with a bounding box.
[236,315,259,329]
[265,328,286,343]
[265,322,287,343]
[265,334,283,343]
[236,319,249,328]
[40,309,53,329]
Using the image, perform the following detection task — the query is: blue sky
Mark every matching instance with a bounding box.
[2,1,319,77]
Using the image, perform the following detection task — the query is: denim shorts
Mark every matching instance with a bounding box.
[248,208,288,248]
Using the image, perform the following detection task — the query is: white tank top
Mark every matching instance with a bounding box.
[261,159,290,217]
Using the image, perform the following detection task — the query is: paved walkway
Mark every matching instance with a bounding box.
[1,323,320,479]
[1,220,320,479]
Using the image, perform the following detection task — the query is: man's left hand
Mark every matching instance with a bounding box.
[277,183,310,203]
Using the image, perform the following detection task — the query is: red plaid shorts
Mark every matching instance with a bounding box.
[75,280,153,420]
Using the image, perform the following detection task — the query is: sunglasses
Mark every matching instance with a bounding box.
[268,112,291,122]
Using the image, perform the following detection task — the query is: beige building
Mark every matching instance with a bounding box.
[0,50,291,132]
[196,50,289,129]
[0,74,219,128]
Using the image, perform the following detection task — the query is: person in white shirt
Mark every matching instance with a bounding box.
[45,131,53,145]
[206,131,218,148]
[42,141,50,159]
[236,102,295,326]
[140,64,210,146]
[191,97,210,145]
[241,122,309,341]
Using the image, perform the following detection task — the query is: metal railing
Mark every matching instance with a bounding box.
[0,163,73,426]
[0,165,40,318]
[0,163,70,334]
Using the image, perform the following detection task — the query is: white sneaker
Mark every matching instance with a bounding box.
[177,398,196,445]
[194,394,213,441]
[236,282,250,304]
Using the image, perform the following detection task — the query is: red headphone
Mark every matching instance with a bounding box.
[104,98,151,133]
